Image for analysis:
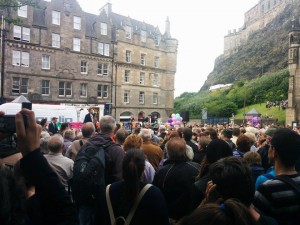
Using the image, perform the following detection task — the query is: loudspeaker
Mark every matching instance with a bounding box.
[180,111,190,122]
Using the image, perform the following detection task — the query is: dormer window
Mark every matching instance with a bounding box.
[52,11,60,25]
[18,5,27,18]
[125,25,132,39]
[73,16,81,30]
[101,23,107,35]
[141,30,147,43]
[154,35,160,46]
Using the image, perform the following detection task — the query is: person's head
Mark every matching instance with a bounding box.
[236,135,252,153]
[88,108,94,114]
[81,122,95,138]
[243,151,262,166]
[60,123,70,132]
[115,128,129,145]
[123,134,143,151]
[198,136,211,151]
[197,139,233,179]
[240,127,246,134]
[166,137,186,160]
[206,139,233,164]
[40,118,48,127]
[182,127,193,141]
[232,127,241,137]
[159,125,166,133]
[206,127,218,140]
[52,117,58,122]
[165,137,186,159]
[210,156,254,207]
[257,134,266,147]
[40,136,51,154]
[122,148,145,204]
[270,128,300,168]
[220,129,233,140]
[47,134,64,153]
[244,132,256,146]
[139,128,152,142]
[63,129,75,140]
[99,115,116,135]
[134,127,141,135]
[178,199,257,225]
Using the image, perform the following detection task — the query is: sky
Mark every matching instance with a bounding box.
[74,0,259,97]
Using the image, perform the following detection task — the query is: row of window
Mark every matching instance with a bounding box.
[18,6,160,46]
[123,91,158,104]
[17,6,108,33]
[12,78,109,98]
[12,77,159,104]
[12,50,109,76]
[13,26,110,55]
[125,71,159,86]
[126,50,159,68]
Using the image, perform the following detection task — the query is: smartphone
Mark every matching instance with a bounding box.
[22,102,32,110]
[0,115,28,133]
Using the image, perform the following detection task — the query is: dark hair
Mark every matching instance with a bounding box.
[178,199,257,225]
[115,128,128,145]
[40,118,48,127]
[206,128,218,139]
[197,139,233,179]
[122,148,145,206]
[236,135,252,153]
[221,129,233,139]
[0,169,27,225]
[232,127,241,137]
[81,122,95,138]
[182,127,193,141]
[270,128,300,167]
[209,157,254,207]
[60,123,69,132]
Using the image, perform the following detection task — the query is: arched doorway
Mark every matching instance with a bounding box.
[120,111,133,122]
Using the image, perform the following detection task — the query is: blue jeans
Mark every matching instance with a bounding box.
[79,205,95,225]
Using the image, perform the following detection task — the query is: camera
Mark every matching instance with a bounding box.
[0,102,31,133]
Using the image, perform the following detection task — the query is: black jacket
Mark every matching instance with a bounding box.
[153,158,200,220]
[20,149,78,225]
[48,122,58,134]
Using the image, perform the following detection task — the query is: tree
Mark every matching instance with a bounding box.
[0,0,40,24]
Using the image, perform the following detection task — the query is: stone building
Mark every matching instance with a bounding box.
[224,0,292,55]
[0,0,178,122]
[286,22,300,126]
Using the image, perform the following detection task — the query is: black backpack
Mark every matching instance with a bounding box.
[71,140,113,206]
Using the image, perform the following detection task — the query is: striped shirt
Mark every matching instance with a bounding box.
[253,174,300,225]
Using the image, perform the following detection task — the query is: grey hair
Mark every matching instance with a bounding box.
[99,115,116,134]
[139,129,152,141]
[48,134,64,153]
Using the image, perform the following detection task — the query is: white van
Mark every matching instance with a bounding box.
[0,103,78,123]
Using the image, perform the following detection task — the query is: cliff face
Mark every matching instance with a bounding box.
[200,3,300,91]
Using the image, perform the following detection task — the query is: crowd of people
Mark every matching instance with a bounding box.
[0,108,300,225]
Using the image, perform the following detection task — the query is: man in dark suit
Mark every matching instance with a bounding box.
[84,108,94,123]
[48,117,59,135]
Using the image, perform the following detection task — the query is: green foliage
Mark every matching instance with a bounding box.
[173,69,289,122]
